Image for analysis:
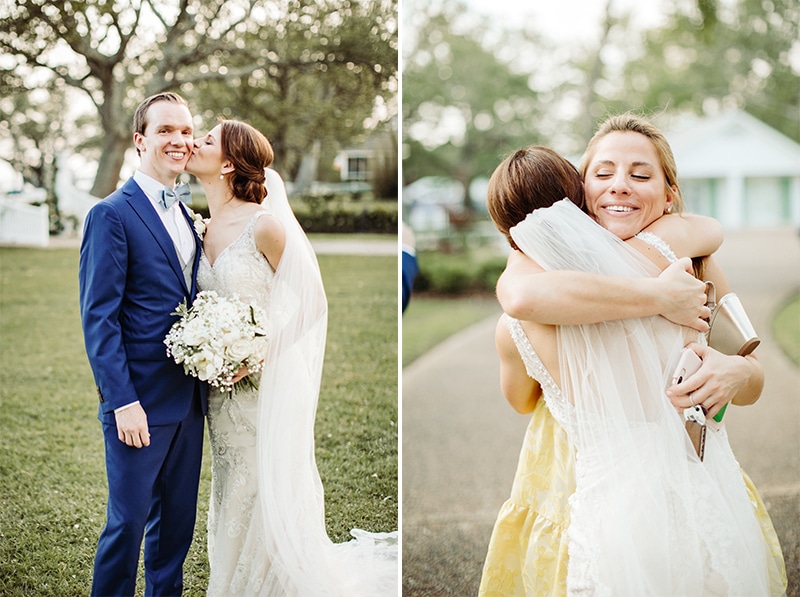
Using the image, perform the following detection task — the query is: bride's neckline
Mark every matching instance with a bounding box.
[203,211,264,268]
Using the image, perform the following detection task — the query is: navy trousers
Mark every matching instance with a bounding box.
[91,399,204,597]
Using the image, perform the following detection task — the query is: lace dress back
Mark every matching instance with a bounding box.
[197,212,277,595]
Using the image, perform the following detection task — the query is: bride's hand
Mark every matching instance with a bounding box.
[655,258,711,333]
[230,365,250,384]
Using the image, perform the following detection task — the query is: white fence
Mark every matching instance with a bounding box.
[0,199,49,247]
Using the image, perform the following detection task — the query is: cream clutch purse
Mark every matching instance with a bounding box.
[705,282,760,357]
[704,281,760,423]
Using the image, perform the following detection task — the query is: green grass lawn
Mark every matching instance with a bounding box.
[773,290,800,367]
[402,294,501,366]
[310,232,396,242]
[0,247,397,596]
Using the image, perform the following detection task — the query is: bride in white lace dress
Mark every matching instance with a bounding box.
[186,120,397,596]
[484,140,784,595]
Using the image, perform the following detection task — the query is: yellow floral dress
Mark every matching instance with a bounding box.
[479,316,786,596]
[478,385,574,597]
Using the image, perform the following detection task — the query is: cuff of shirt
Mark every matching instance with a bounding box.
[114,400,140,414]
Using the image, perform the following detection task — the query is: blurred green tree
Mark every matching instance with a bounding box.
[0,0,397,198]
[402,0,799,199]
[192,0,397,189]
[402,1,549,211]
[0,72,67,232]
[0,72,64,196]
[619,0,800,142]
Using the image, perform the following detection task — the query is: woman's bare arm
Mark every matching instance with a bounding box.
[496,315,541,414]
[644,213,723,259]
[497,250,710,331]
[254,213,286,270]
[496,213,723,329]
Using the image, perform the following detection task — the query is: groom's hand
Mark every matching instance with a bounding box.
[115,403,151,448]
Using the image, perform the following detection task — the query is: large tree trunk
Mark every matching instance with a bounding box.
[90,79,132,198]
[90,132,130,198]
[293,139,320,195]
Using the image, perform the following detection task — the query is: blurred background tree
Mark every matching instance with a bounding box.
[0,0,397,198]
[620,0,799,142]
[401,0,800,292]
[402,0,799,213]
[402,1,547,211]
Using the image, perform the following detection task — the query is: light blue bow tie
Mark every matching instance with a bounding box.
[160,183,191,209]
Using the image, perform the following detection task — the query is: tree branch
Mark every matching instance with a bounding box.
[145,0,172,31]
[111,2,144,62]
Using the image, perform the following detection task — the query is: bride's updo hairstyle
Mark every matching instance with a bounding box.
[487,146,585,250]
[220,120,275,204]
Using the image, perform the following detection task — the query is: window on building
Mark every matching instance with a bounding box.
[348,156,369,181]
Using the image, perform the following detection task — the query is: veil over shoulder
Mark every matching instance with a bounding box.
[509,199,776,596]
[253,169,397,596]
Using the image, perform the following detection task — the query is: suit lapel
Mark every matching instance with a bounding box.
[178,201,204,299]
[122,178,189,294]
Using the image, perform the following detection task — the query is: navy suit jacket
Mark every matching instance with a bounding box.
[79,177,208,426]
[402,249,419,313]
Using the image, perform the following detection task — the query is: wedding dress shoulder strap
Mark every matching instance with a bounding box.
[505,316,571,431]
[635,230,678,263]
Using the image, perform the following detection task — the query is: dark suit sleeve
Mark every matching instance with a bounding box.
[402,249,419,313]
[79,202,140,411]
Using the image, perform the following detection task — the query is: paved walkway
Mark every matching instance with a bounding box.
[402,227,800,596]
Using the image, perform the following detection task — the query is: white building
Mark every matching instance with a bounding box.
[0,158,49,247]
[667,110,800,229]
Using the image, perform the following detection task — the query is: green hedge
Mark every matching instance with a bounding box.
[187,192,398,235]
[293,205,398,234]
[414,250,507,295]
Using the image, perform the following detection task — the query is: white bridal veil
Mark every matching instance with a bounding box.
[254,169,397,596]
[509,200,773,596]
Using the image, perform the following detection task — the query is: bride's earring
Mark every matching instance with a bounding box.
[220,174,224,180]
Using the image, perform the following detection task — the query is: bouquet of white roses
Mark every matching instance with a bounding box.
[164,290,268,392]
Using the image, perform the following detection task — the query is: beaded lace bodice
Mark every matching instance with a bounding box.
[197,212,275,315]
[196,211,277,595]
[635,230,678,263]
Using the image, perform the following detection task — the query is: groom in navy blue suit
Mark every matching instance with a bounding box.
[79,92,208,596]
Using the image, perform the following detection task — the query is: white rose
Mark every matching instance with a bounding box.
[220,330,240,346]
[225,338,256,363]
[181,318,209,346]
[253,336,269,359]
[193,214,207,239]
[194,350,222,381]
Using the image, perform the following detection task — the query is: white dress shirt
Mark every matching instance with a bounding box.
[133,170,195,265]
